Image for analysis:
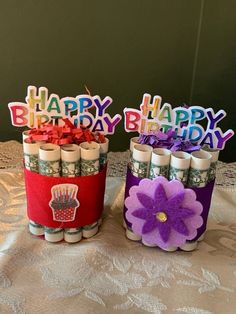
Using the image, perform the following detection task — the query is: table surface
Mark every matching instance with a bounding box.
[0,141,236,314]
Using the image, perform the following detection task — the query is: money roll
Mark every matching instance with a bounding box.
[202,146,220,182]
[80,141,100,238]
[23,139,45,236]
[169,151,191,184]
[61,144,81,177]
[22,130,31,142]
[39,143,63,242]
[131,144,153,178]
[149,148,171,179]
[129,137,139,165]
[99,137,109,166]
[187,150,212,188]
[61,144,82,243]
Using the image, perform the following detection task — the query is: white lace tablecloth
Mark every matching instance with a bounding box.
[0,141,236,314]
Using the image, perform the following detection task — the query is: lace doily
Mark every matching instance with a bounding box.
[0,141,235,187]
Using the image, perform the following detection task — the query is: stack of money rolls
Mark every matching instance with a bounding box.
[23,131,109,243]
[124,137,219,252]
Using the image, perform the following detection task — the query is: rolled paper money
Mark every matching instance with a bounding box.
[44,228,64,243]
[82,222,99,238]
[39,143,61,177]
[202,146,220,182]
[131,144,153,178]
[39,144,63,242]
[187,150,212,188]
[61,144,82,243]
[23,140,41,173]
[80,141,100,176]
[99,137,109,166]
[23,139,44,236]
[64,227,82,243]
[129,136,139,165]
[80,141,100,238]
[180,240,198,252]
[125,227,142,241]
[149,148,171,179]
[61,144,80,177]
[169,151,191,184]
[22,130,31,142]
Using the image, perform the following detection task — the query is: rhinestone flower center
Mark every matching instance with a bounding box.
[156,211,167,222]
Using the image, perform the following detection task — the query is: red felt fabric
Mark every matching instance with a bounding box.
[24,165,107,228]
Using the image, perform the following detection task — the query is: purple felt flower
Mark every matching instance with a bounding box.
[125,177,203,249]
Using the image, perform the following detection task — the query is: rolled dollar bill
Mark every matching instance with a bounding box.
[98,137,109,226]
[80,141,100,238]
[80,141,100,176]
[169,151,191,184]
[187,150,212,187]
[149,148,171,179]
[131,144,153,178]
[99,137,109,166]
[39,144,63,242]
[61,144,82,243]
[22,130,31,142]
[130,137,139,154]
[39,144,61,177]
[23,139,44,236]
[202,146,220,182]
[23,140,40,173]
[64,227,82,243]
[129,137,139,165]
[61,144,80,177]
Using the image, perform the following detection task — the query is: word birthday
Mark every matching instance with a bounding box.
[124,94,234,149]
[8,86,122,134]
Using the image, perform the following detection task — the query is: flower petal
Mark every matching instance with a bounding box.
[176,207,195,219]
[168,206,195,219]
[158,222,171,243]
[154,183,168,204]
[137,193,154,210]
[172,219,189,236]
[132,208,153,220]
[142,218,158,234]
[166,191,185,211]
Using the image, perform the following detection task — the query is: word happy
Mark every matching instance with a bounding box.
[124,94,234,150]
[8,86,122,134]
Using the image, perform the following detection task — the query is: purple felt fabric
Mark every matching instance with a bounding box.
[123,167,215,240]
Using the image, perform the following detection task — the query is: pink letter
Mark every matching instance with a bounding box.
[8,103,28,126]
[124,110,141,132]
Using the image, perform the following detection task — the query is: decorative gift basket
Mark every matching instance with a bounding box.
[8,86,121,243]
[123,94,234,251]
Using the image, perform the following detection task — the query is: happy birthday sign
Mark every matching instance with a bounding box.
[8,86,122,134]
[124,94,234,150]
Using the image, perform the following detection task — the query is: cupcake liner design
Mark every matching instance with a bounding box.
[49,184,80,222]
